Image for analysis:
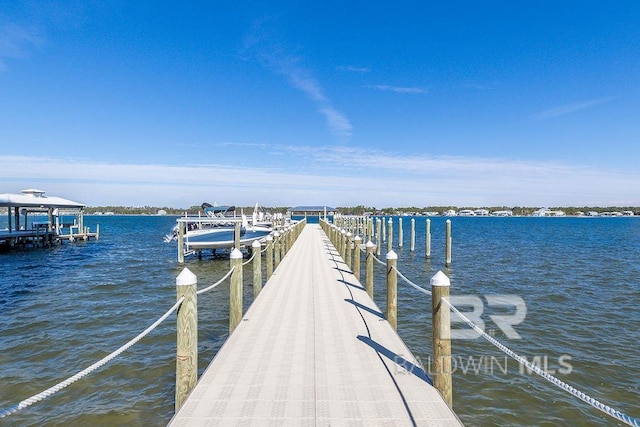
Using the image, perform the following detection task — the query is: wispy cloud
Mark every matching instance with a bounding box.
[367,85,427,94]
[4,145,632,207]
[530,97,615,121]
[243,20,352,138]
[0,22,41,69]
[337,65,370,73]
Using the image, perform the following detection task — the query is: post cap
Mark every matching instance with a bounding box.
[346,232,352,237]
[230,248,243,259]
[176,267,197,286]
[266,234,273,241]
[366,240,376,248]
[354,235,362,242]
[252,240,261,248]
[386,250,398,260]
[274,231,280,237]
[430,270,450,287]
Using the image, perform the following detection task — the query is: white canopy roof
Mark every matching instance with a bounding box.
[0,189,85,208]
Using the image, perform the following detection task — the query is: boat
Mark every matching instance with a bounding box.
[457,209,476,216]
[164,203,273,251]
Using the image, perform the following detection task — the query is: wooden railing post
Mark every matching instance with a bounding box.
[376,218,382,256]
[280,227,287,258]
[175,267,197,411]
[365,240,375,298]
[234,221,241,250]
[386,250,398,330]
[431,270,452,407]
[426,218,431,259]
[387,218,393,254]
[274,231,281,269]
[353,235,362,280]
[252,240,262,298]
[229,249,243,334]
[346,232,352,270]
[177,220,185,264]
[445,219,452,267]
[410,218,415,252]
[340,229,347,260]
[265,235,273,280]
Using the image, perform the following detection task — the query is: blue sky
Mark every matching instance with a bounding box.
[1,1,639,208]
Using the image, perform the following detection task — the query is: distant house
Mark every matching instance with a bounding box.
[289,206,335,224]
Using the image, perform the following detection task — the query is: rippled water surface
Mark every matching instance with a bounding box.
[1,215,638,426]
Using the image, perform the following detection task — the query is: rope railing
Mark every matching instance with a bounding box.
[370,253,387,267]
[0,297,185,419]
[323,219,638,426]
[1,220,311,421]
[196,267,234,295]
[387,258,639,426]
[391,265,431,296]
[242,252,256,266]
[442,298,640,427]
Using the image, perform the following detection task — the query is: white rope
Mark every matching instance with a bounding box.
[371,253,387,267]
[391,265,431,296]
[242,252,256,266]
[0,297,185,419]
[196,267,234,295]
[441,298,640,427]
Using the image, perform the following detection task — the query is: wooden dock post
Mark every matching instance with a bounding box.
[274,231,281,269]
[230,249,243,334]
[365,241,375,299]
[410,218,415,252]
[431,270,452,407]
[281,227,288,259]
[426,218,431,259]
[252,240,262,298]
[175,268,197,411]
[445,219,452,267]
[386,250,398,331]
[376,218,382,256]
[340,229,347,260]
[353,235,362,280]
[177,221,185,264]
[398,217,403,248]
[382,217,387,242]
[265,235,273,280]
[387,218,393,254]
[234,221,241,250]
[345,232,352,270]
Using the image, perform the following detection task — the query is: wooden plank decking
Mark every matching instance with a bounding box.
[168,224,462,426]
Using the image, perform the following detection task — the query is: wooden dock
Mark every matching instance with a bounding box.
[168,224,461,426]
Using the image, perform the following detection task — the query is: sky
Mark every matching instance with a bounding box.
[1,1,639,208]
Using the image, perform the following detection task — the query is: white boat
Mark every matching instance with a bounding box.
[491,210,513,217]
[165,204,273,250]
[532,208,566,217]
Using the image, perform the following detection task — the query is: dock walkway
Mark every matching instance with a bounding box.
[168,224,461,426]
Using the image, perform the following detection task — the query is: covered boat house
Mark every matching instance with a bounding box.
[289,206,335,224]
[0,189,98,250]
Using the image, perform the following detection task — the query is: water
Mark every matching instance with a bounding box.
[1,215,638,426]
